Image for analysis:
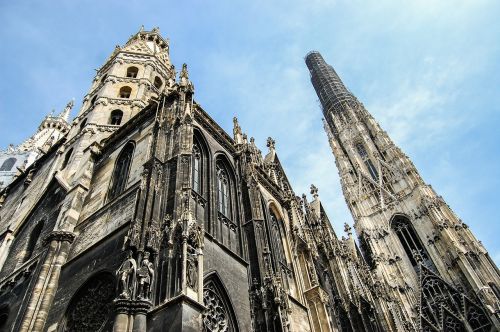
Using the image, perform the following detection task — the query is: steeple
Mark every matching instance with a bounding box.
[305,51,500,330]
[305,51,358,117]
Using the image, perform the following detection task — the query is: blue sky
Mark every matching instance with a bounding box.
[1,1,499,263]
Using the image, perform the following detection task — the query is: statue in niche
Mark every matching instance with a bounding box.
[117,250,137,299]
[137,251,154,300]
[186,245,198,290]
[186,222,202,290]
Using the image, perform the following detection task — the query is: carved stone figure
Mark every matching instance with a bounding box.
[186,245,198,290]
[116,250,137,299]
[137,251,154,300]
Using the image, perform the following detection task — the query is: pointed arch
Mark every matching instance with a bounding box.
[214,153,239,252]
[390,214,435,272]
[203,271,239,332]
[192,128,212,233]
[266,202,292,290]
[107,141,135,201]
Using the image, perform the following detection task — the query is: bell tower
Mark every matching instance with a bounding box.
[306,51,500,331]
[72,26,174,132]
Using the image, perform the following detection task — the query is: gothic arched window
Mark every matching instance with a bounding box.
[126,66,139,78]
[216,163,231,218]
[109,110,123,125]
[61,148,73,170]
[61,273,115,332]
[391,215,435,271]
[356,143,378,181]
[119,86,132,99]
[203,274,239,332]
[108,142,134,201]
[0,158,16,171]
[268,209,290,289]
[192,144,202,194]
[21,220,44,264]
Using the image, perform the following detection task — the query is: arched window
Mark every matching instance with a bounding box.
[21,220,44,263]
[268,209,291,290]
[79,118,87,131]
[90,95,97,106]
[154,76,163,89]
[192,144,202,194]
[61,273,115,332]
[126,66,139,78]
[119,86,132,99]
[61,148,73,170]
[109,110,123,125]
[108,142,134,201]
[0,158,16,171]
[391,215,435,271]
[203,273,239,332]
[100,74,107,84]
[216,163,231,218]
[356,143,378,181]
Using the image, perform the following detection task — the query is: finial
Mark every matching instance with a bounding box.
[152,27,160,33]
[180,63,189,79]
[58,99,74,122]
[233,117,243,144]
[140,25,145,32]
[266,137,275,150]
[310,184,319,198]
[344,223,352,236]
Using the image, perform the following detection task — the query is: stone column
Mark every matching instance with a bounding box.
[18,231,75,332]
[113,299,134,332]
[131,300,151,332]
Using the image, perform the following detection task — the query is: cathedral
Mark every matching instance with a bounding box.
[0,27,498,332]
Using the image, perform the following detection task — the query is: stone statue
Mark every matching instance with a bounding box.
[137,251,154,300]
[186,245,198,290]
[117,250,137,299]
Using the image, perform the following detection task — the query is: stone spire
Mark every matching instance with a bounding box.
[305,51,358,116]
[58,99,74,122]
[305,51,500,330]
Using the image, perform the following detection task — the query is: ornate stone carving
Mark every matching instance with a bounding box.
[203,286,229,332]
[137,251,154,300]
[116,250,137,299]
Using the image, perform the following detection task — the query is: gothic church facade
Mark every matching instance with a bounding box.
[0,28,497,332]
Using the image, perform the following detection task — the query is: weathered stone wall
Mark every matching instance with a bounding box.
[203,237,251,331]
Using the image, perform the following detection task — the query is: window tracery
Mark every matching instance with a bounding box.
[202,276,238,332]
[419,266,492,331]
[108,142,134,201]
[391,216,435,271]
[61,273,115,332]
